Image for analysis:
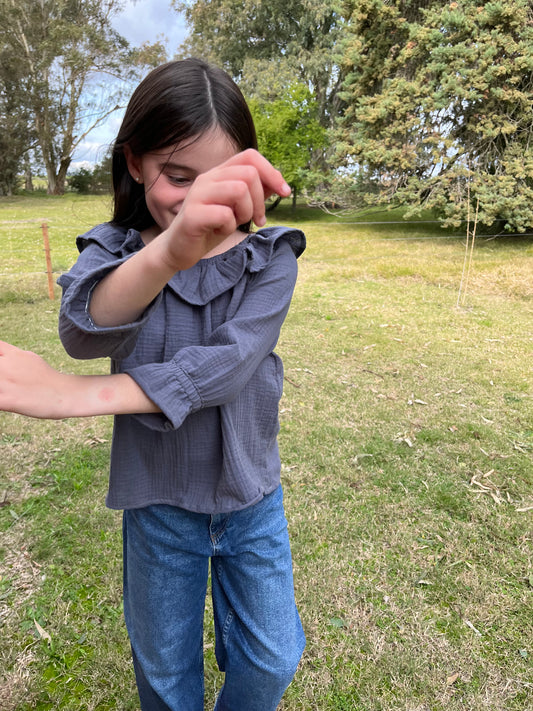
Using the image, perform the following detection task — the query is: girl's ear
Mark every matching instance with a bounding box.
[124,145,143,184]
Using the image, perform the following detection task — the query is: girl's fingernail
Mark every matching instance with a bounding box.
[256,215,266,227]
[281,182,291,196]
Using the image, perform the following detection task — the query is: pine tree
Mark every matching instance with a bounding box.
[338,0,533,231]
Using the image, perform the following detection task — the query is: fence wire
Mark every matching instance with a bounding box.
[2,218,531,285]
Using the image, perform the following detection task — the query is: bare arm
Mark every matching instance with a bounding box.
[0,341,160,420]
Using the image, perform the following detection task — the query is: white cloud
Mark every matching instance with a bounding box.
[71,138,115,167]
[70,160,94,172]
[114,0,187,53]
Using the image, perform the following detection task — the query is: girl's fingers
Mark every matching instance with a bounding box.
[199,154,288,227]
[164,149,292,268]
[189,171,260,230]
[221,166,266,226]
[189,175,257,226]
[162,203,240,269]
[227,149,291,200]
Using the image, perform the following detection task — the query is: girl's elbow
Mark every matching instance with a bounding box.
[58,324,131,361]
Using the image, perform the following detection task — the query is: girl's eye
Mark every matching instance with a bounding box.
[167,175,192,186]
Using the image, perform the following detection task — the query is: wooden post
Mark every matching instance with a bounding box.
[41,221,55,300]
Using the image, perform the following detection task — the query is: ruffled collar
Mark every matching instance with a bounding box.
[167,226,305,305]
[77,223,305,307]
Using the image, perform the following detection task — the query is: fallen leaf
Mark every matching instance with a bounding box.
[464,619,482,636]
[329,617,347,628]
[34,619,52,644]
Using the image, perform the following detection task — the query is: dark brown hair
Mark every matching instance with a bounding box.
[111,58,258,232]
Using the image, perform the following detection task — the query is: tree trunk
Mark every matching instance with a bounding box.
[46,166,58,195]
[55,156,71,195]
[46,155,70,194]
[24,161,33,191]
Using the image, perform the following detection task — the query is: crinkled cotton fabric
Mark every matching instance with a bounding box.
[58,224,306,514]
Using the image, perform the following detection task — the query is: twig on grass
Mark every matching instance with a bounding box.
[457,192,480,308]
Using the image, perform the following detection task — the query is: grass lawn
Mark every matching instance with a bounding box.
[0,195,532,710]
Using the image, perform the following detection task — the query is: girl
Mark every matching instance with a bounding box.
[0,58,306,710]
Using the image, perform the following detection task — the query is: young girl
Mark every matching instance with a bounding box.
[0,58,306,710]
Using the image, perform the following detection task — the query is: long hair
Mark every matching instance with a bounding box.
[111,58,258,232]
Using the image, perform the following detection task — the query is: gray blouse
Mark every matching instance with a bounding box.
[57,223,306,514]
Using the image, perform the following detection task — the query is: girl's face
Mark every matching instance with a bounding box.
[126,128,238,234]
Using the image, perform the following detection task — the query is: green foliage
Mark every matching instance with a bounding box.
[249,84,327,203]
[176,0,351,211]
[68,154,112,195]
[177,0,533,231]
[338,0,533,231]
[0,27,34,196]
[67,168,93,195]
[175,0,347,141]
[0,0,166,196]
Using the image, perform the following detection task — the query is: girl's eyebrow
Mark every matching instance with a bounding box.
[159,160,196,173]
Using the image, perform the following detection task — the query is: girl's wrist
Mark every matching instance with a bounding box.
[145,230,187,275]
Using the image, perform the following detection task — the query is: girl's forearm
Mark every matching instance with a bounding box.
[89,237,177,327]
[89,220,228,327]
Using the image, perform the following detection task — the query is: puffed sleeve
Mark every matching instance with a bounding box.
[58,225,162,360]
[125,237,299,431]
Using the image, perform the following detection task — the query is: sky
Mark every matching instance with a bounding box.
[72,0,188,166]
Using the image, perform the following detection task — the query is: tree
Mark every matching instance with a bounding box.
[0,35,35,195]
[68,151,112,194]
[0,98,28,196]
[249,84,327,209]
[174,0,347,135]
[338,0,533,231]
[0,0,166,195]
[175,0,349,202]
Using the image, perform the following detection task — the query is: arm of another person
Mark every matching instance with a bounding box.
[0,342,160,420]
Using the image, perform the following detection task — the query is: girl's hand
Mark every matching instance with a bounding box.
[89,149,291,327]
[0,341,72,419]
[160,149,291,271]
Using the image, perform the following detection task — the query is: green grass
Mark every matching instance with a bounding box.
[1,195,532,710]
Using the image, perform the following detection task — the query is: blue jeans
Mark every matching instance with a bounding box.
[122,486,305,710]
